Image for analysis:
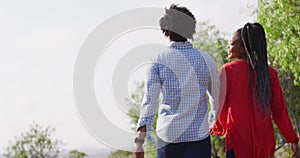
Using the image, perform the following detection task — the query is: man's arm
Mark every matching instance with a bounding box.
[133,62,161,158]
[135,62,161,138]
[205,54,220,128]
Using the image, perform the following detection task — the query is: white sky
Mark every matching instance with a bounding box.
[0,0,257,153]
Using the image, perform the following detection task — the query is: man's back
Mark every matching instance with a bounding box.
[138,41,219,144]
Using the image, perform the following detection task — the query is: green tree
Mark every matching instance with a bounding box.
[3,123,62,158]
[68,149,88,158]
[256,0,300,157]
[257,0,300,85]
[193,21,230,67]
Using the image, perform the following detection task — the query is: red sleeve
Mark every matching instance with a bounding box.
[270,69,299,143]
[212,66,229,136]
[212,104,228,136]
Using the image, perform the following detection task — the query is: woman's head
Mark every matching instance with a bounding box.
[227,28,246,59]
[240,22,272,116]
[159,4,196,42]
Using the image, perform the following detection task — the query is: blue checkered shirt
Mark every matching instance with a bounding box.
[137,41,220,143]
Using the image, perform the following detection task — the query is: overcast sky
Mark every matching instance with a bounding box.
[0,0,257,153]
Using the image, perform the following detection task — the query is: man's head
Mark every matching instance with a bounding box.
[159,4,196,42]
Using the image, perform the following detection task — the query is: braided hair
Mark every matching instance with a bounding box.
[240,23,272,116]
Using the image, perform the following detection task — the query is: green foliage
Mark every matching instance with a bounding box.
[3,123,62,158]
[3,123,91,158]
[211,135,225,158]
[257,0,300,85]
[68,149,88,158]
[127,82,145,130]
[192,21,230,67]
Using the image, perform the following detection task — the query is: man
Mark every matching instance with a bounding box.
[133,4,220,158]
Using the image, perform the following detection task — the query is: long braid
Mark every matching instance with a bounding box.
[241,24,255,99]
[241,23,272,116]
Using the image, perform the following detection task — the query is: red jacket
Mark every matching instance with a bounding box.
[212,60,299,158]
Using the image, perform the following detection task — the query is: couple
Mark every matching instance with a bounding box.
[133,4,299,158]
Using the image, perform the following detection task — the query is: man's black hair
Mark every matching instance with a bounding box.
[159,4,196,42]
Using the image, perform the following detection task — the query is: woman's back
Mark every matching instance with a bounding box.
[220,60,276,157]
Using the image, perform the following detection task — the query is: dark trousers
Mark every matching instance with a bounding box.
[157,136,211,158]
[226,149,236,158]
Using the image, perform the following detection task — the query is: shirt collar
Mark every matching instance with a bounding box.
[170,41,193,49]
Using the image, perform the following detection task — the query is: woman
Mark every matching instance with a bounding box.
[212,22,300,158]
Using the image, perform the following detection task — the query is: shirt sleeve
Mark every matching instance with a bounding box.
[204,54,220,128]
[271,69,299,143]
[136,62,161,141]
[212,66,228,135]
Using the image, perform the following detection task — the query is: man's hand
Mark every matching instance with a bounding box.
[133,143,144,158]
[133,126,146,158]
[291,142,300,158]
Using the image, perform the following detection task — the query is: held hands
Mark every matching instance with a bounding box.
[291,142,300,158]
[133,143,144,158]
